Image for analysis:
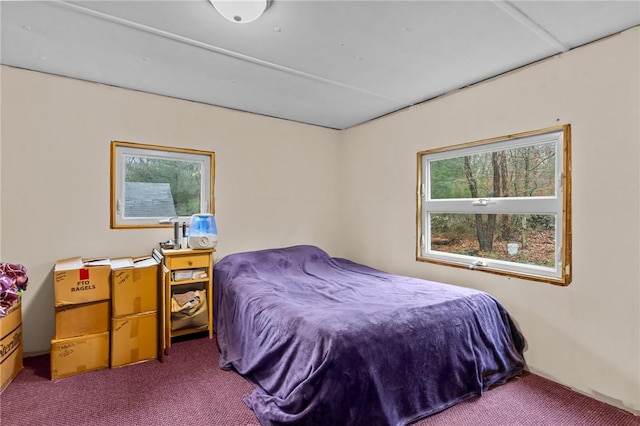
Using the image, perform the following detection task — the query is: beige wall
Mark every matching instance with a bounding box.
[1,26,638,415]
[340,27,640,413]
[0,66,3,261]
[0,66,341,354]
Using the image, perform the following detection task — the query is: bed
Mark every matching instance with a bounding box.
[214,245,525,425]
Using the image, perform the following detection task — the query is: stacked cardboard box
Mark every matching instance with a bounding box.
[50,257,111,380]
[0,297,23,392]
[110,256,159,368]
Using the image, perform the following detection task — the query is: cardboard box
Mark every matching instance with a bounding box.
[54,257,111,307]
[111,257,159,317]
[54,300,110,339]
[50,331,109,380]
[110,311,158,368]
[0,298,23,392]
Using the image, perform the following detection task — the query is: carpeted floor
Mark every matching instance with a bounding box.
[1,337,638,425]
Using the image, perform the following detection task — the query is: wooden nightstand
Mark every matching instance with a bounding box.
[159,248,215,358]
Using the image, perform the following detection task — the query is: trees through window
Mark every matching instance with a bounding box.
[111,141,215,229]
[417,125,571,285]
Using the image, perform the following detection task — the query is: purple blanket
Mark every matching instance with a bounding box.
[214,245,525,425]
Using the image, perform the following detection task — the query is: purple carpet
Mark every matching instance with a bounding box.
[1,337,638,425]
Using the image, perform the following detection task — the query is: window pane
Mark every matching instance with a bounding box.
[430,142,556,199]
[430,213,556,268]
[123,156,202,218]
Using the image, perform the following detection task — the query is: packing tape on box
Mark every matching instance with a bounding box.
[133,297,142,313]
[130,319,139,338]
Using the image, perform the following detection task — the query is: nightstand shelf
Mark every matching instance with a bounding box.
[160,248,215,358]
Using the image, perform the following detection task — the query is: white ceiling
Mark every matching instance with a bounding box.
[2,1,639,130]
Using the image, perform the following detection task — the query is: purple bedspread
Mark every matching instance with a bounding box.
[214,245,525,425]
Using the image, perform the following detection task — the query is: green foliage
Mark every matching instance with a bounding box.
[430,157,469,199]
[430,214,450,234]
[431,213,476,241]
[430,143,555,200]
[528,214,555,231]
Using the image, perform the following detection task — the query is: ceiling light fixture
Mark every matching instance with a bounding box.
[210,0,271,24]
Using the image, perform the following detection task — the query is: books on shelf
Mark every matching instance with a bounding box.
[172,269,207,281]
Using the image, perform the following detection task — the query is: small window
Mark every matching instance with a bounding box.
[111,141,215,229]
[417,125,571,285]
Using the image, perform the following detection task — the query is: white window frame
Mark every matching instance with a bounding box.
[416,125,572,285]
[111,141,215,229]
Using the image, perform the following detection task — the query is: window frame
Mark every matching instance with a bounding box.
[110,141,215,229]
[416,125,572,286]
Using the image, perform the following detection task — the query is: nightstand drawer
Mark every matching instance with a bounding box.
[167,253,210,270]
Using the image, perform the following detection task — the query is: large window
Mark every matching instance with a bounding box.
[111,141,215,229]
[417,125,571,285]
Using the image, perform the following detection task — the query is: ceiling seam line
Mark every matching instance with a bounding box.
[52,0,407,106]
[491,0,570,53]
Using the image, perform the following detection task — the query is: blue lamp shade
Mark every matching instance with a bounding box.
[188,214,217,249]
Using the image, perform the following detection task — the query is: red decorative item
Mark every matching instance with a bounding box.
[79,268,90,281]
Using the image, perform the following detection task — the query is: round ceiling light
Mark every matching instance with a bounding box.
[210,0,270,24]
